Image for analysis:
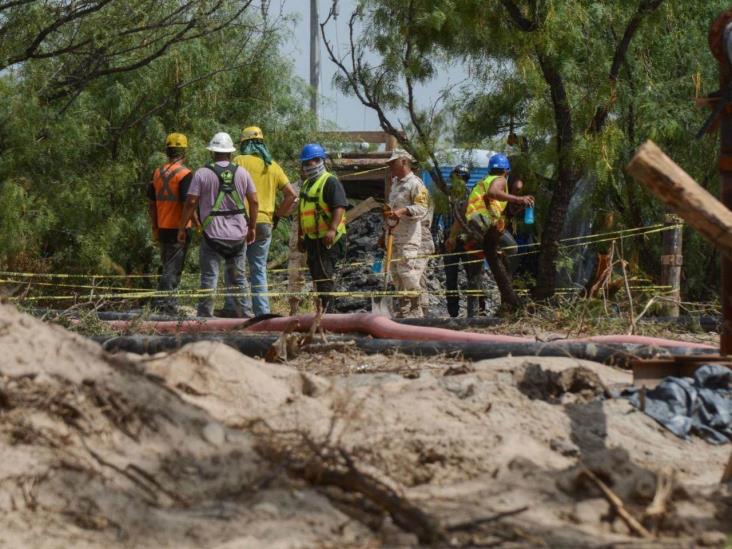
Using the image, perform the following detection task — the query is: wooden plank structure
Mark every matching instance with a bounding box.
[323,131,400,200]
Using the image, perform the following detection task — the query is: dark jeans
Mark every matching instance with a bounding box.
[443,240,485,317]
[304,236,346,313]
[154,239,189,313]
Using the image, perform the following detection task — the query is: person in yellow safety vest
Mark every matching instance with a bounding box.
[233,126,297,317]
[384,149,430,318]
[465,153,534,311]
[296,143,347,313]
[147,132,197,315]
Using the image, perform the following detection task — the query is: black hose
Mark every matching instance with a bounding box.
[93,333,711,367]
[397,315,722,332]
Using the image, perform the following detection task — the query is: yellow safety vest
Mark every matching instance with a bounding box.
[465,175,507,225]
[299,171,347,240]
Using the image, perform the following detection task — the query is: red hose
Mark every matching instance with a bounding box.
[94,312,715,350]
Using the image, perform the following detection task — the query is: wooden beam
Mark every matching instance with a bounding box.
[347,197,381,220]
[626,141,732,257]
[322,131,391,144]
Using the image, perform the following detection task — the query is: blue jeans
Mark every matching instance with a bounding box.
[198,237,252,317]
[246,223,273,316]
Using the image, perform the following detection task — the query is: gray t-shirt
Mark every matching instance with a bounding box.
[188,161,256,241]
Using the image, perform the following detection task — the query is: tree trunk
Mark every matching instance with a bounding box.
[534,52,576,300]
[483,229,520,312]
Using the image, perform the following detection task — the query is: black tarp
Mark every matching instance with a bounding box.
[622,365,732,444]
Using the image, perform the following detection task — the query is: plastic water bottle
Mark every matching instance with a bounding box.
[524,206,535,225]
[372,253,383,273]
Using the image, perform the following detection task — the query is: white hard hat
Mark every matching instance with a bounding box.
[206,132,236,153]
[386,148,415,163]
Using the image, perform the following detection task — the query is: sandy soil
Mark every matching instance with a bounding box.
[1,303,730,548]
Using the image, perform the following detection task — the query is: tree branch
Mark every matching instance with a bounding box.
[589,0,665,133]
[500,0,538,31]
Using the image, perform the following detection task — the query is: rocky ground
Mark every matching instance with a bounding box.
[1,302,731,548]
[332,211,499,315]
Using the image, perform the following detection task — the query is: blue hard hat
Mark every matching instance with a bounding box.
[300,143,326,162]
[487,153,511,172]
[452,164,470,181]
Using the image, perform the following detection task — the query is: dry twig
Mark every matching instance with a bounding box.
[580,467,652,539]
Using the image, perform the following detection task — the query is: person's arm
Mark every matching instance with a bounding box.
[276,183,298,218]
[147,179,158,240]
[389,180,428,219]
[485,176,534,207]
[148,200,159,241]
[324,207,345,247]
[246,192,259,244]
[322,178,348,247]
[177,195,199,243]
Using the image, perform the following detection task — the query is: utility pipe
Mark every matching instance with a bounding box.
[91,312,715,350]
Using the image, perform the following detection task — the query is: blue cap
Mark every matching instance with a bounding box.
[300,143,326,162]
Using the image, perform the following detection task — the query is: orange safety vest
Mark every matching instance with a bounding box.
[152,160,192,229]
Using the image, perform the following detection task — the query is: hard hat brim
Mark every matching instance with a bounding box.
[206,145,236,153]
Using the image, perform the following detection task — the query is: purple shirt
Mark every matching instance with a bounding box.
[189,161,256,240]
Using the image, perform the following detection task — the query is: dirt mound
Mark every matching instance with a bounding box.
[0,304,372,548]
[2,302,731,547]
[143,345,731,545]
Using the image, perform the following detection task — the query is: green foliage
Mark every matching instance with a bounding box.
[0,1,316,290]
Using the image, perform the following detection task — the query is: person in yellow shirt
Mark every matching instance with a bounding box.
[233,126,297,316]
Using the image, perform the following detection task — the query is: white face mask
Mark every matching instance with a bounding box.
[302,159,325,179]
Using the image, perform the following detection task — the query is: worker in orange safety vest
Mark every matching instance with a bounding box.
[147,132,197,315]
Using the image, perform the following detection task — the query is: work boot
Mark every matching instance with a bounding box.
[408,297,423,318]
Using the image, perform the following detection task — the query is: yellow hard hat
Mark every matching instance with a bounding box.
[165,132,188,148]
[240,126,264,141]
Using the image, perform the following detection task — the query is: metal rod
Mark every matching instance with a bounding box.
[310,0,320,123]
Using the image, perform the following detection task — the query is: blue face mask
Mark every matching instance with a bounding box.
[302,159,325,179]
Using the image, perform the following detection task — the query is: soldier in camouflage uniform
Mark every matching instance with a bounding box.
[384,149,430,318]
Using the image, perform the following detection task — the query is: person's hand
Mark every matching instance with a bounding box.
[386,207,406,219]
[323,228,336,248]
[445,237,456,253]
[176,228,186,244]
[517,195,535,207]
[152,228,159,242]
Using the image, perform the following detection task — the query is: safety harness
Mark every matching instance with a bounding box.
[201,162,249,231]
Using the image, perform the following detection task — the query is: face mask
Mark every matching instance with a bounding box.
[302,159,325,179]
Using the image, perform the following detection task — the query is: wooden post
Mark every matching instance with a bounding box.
[626,141,732,258]
[660,214,683,317]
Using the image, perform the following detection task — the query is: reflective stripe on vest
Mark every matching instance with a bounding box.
[152,160,191,229]
[465,175,507,222]
[298,171,347,240]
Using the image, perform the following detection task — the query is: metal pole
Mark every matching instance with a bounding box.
[710,13,732,354]
[310,0,320,124]
[660,214,682,318]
